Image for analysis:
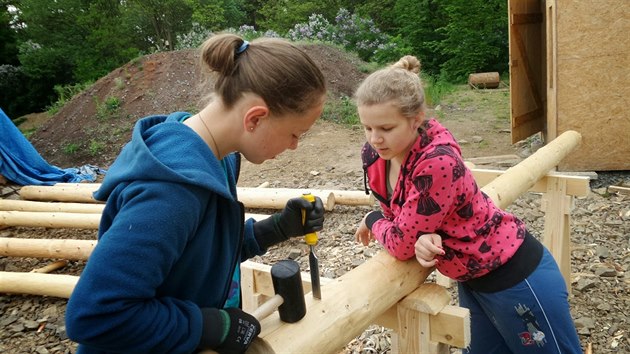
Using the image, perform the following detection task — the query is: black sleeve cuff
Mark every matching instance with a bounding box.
[253,214,287,250]
[365,211,384,230]
[198,308,228,350]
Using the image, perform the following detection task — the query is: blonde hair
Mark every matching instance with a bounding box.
[199,33,326,116]
[354,55,425,118]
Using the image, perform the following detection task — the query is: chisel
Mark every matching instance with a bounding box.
[301,193,321,299]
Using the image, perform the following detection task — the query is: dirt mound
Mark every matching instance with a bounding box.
[29,44,367,170]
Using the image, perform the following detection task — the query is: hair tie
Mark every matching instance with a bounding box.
[236,40,249,54]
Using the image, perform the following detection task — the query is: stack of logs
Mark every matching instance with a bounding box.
[0,184,373,297]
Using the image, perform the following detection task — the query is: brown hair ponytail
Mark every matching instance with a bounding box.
[354,55,425,119]
[199,33,326,116]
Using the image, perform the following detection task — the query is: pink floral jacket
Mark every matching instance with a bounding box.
[362,118,528,281]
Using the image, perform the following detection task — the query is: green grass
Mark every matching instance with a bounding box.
[321,95,360,126]
[63,143,80,155]
[95,95,122,121]
[88,140,106,156]
[423,75,457,107]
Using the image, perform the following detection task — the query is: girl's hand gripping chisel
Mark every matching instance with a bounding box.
[302,193,321,299]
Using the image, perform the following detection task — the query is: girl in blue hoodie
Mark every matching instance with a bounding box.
[65,33,327,354]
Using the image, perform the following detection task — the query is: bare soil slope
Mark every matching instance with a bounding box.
[29,44,369,170]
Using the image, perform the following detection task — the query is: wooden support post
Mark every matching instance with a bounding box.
[394,284,452,354]
[241,261,270,313]
[429,306,471,348]
[540,176,573,292]
[240,260,332,313]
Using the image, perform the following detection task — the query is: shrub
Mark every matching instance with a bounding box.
[288,9,401,64]
[47,82,93,115]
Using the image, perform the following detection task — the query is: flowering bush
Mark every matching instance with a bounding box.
[227,25,281,40]
[176,9,399,63]
[288,14,334,42]
[175,23,213,50]
[288,8,400,63]
[175,24,281,50]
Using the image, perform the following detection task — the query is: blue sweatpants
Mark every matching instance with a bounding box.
[458,249,583,354]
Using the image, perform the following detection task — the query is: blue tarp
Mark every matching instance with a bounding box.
[0,107,105,186]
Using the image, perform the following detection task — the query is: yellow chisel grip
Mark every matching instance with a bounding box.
[301,193,318,246]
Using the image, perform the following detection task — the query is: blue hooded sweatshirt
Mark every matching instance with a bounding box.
[65,112,265,353]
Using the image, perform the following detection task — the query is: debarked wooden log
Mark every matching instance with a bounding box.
[19,185,374,209]
[0,211,268,230]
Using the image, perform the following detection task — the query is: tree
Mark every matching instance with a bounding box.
[0,3,19,65]
[73,0,142,81]
[434,0,508,81]
[391,0,447,75]
[258,0,342,34]
[124,0,194,51]
[353,0,398,33]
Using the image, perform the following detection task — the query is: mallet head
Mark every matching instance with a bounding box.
[270,259,306,323]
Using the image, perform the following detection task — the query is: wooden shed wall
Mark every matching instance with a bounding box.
[552,0,629,171]
[510,0,629,171]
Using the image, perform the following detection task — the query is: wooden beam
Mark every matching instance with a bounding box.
[608,185,630,195]
[0,237,96,260]
[481,131,581,208]
[0,211,268,229]
[399,283,451,316]
[19,185,102,203]
[0,199,105,213]
[257,251,433,353]
[54,183,374,206]
[471,169,590,197]
[234,188,336,211]
[0,211,102,229]
[0,271,78,298]
[19,184,376,209]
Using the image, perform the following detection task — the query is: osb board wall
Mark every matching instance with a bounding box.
[552,0,629,171]
[508,0,546,144]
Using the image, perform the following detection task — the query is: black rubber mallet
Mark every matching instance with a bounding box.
[251,259,306,323]
[201,259,306,354]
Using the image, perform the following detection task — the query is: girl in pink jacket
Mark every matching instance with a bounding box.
[354,55,582,354]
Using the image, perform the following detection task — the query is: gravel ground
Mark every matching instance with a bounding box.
[1,169,628,353]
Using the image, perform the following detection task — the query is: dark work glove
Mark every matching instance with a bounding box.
[199,308,261,354]
[253,196,325,250]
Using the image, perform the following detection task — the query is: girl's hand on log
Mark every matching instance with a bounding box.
[354,213,374,246]
[414,233,445,268]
